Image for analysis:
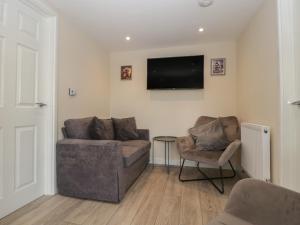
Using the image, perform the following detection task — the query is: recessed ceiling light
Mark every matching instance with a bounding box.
[125,36,131,41]
[198,0,214,7]
[198,27,204,32]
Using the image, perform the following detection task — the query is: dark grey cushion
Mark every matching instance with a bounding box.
[64,117,93,139]
[189,118,230,151]
[90,117,115,140]
[112,117,139,141]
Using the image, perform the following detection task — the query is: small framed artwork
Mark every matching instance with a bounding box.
[211,58,226,75]
[121,65,132,80]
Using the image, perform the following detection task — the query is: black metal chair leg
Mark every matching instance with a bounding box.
[179,159,236,194]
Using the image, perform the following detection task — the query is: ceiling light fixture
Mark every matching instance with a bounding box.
[198,0,214,7]
[125,36,131,41]
[198,27,204,32]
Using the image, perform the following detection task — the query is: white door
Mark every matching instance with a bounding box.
[0,0,51,218]
[278,0,300,192]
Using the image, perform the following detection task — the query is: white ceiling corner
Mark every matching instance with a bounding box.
[46,0,265,52]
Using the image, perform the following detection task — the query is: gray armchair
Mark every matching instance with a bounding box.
[176,116,241,194]
[207,178,300,225]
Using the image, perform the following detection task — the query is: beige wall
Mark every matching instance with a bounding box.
[110,42,238,165]
[57,16,110,138]
[237,0,280,183]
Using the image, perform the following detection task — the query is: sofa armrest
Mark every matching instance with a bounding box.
[56,139,124,202]
[137,129,150,141]
[176,136,195,154]
[225,179,300,225]
[218,139,241,166]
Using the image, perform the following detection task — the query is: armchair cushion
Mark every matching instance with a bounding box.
[176,137,241,167]
[90,117,115,140]
[112,117,139,141]
[189,118,230,151]
[180,147,223,166]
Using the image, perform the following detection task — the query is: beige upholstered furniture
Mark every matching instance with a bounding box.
[176,116,241,193]
[207,178,300,225]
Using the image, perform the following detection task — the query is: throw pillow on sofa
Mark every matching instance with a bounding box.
[64,117,94,139]
[112,117,139,141]
[90,117,115,140]
[189,118,230,151]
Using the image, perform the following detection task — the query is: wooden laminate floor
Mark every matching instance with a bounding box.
[0,166,239,225]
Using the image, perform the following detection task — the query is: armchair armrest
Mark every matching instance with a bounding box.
[137,129,150,141]
[176,136,195,154]
[56,139,124,202]
[218,139,241,166]
[225,179,300,225]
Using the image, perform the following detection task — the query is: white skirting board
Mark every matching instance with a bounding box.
[241,123,271,182]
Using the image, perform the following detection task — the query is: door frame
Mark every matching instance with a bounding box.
[277,0,297,188]
[19,0,58,195]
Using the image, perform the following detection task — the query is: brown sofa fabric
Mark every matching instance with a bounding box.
[194,116,240,142]
[207,179,300,225]
[57,117,151,203]
[225,179,300,225]
[90,117,115,140]
[56,139,123,202]
[177,116,241,167]
[121,140,151,167]
[64,117,94,139]
[189,118,230,151]
[112,117,139,141]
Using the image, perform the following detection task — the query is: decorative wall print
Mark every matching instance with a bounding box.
[121,65,132,80]
[211,58,226,75]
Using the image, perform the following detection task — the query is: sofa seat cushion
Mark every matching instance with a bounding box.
[207,213,253,225]
[179,147,223,166]
[121,140,150,167]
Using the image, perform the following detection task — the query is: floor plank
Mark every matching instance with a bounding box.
[0,166,239,225]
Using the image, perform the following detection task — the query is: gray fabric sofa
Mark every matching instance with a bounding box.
[56,117,151,203]
[207,179,300,225]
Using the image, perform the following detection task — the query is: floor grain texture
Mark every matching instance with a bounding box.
[0,166,239,225]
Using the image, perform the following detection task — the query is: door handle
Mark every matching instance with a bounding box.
[288,100,300,105]
[35,102,47,107]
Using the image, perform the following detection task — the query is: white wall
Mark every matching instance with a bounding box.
[110,42,237,165]
[57,16,110,138]
[237,0,280,183]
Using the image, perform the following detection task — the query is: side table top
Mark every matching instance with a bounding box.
[153,136,177,142]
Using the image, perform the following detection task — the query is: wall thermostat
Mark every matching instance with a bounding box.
[69,88,77,96]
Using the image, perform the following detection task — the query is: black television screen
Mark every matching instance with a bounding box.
[147,55,204,90]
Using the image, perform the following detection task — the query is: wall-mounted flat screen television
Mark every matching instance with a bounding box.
[147,55,204,90]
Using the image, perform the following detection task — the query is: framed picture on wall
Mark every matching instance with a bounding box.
[121,65,132,80]
[211,58,226,75]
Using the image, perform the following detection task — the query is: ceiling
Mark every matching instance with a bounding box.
[46,0,265,52]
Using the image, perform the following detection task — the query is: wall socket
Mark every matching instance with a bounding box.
[69,88,77,96]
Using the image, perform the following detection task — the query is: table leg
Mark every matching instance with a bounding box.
[164,141,166,167]
[167,142,170,174]
[152,140,155,169]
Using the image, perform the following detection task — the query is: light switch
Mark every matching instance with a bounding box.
[69,88,77,96]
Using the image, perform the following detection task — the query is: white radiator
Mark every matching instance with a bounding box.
[241,123,271,182]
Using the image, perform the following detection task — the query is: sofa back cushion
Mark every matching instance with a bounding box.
[90,117,115,140]
[64,117,93,139]
[112,117,139,141]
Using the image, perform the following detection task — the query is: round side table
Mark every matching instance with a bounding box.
[152,136,177,173]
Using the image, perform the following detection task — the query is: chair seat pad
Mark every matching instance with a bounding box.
[179,147,223,166]
[121,140,151,167]
[207,213,254,225]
